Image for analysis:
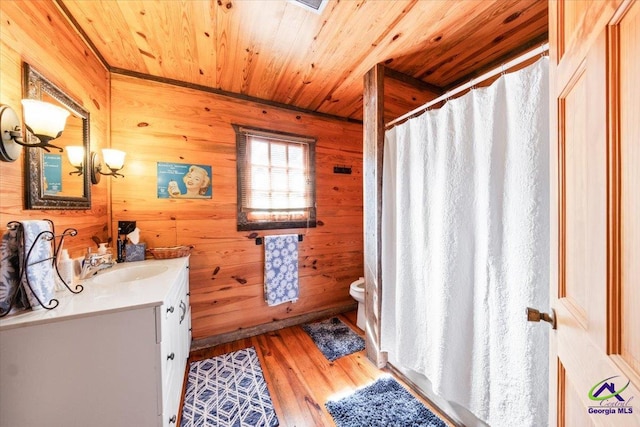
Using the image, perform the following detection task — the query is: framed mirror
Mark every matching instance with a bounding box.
[23,63,91,209]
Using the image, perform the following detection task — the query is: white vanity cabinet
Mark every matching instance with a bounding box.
[0,257,191,427]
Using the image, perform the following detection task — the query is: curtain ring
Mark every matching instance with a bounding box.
[540,44,548,58]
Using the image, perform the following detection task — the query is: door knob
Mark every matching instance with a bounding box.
[526,307,557,329]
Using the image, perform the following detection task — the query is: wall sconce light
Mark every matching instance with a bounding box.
[66,145,85,176]
[90,149,126,184]
[0,101,70,162]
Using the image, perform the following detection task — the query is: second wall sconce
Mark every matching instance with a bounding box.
[0,100,70,162]
[90,148,126,184]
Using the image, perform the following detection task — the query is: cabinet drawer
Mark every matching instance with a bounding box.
[164,284,182,322]
[164,359,185,427]
[160,307,180,402]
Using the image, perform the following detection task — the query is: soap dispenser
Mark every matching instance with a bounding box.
[57,249,75,288]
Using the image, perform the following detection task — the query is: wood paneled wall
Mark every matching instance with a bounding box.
[109,74,363,340]
[0,1,110,255]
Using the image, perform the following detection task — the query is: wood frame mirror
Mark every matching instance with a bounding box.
[23,63,91,210]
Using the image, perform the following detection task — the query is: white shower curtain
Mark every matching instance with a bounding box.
[381,58,549,427]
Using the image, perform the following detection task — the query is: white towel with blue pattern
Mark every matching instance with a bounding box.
[264,234,299,306]
[19,220,56,310]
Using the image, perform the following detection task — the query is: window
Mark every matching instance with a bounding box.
[234,125,316,231]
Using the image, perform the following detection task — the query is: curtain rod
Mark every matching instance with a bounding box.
[386,43,549,129]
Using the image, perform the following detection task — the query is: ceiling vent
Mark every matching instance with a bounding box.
[290,0,328,14]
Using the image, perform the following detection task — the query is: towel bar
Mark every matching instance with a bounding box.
[255,234,303,245]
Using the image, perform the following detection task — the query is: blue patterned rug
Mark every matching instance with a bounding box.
[180,347,279,427]
[302,317,365,362]
[326,377,447,427]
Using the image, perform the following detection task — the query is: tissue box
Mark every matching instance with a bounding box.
[125,243,146,262]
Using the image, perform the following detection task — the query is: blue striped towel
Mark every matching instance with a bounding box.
[264,234,299,306]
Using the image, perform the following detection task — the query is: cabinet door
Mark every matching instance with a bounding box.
[160,264,190,426]
[162,310,180,418]
[0,308,160,427]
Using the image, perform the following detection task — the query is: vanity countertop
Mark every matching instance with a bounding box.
[0,257,189,331]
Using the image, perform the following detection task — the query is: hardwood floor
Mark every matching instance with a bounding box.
[183,311,453,426]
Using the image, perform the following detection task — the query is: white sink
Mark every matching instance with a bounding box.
[91,264,169,285]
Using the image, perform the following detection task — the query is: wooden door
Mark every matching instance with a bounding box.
[549,1,640,425]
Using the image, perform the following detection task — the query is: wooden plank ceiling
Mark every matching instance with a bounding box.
[60,0,548,121]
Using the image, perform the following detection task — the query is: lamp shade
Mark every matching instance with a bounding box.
[21,99,70,140]
[102,149,126,170]
[66,145,84,167]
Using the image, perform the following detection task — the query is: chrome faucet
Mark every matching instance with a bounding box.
[80,252,115,279]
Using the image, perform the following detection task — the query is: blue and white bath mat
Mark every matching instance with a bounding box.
[326,377,446,427]
[302,317,365,362]
[180,347,279,427]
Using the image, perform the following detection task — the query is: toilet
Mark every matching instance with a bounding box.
[349,277,365,330]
